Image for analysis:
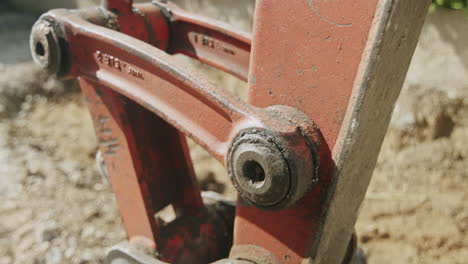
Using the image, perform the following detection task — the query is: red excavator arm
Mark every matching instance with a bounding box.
[30,0,430,263]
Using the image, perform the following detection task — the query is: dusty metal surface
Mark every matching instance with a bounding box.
[29,0,430,263]
[30,19,62,74]
[154,0,251,80]
[31,5,318,210]
[317,1,432,263]
[229,132,291,207]
[30,1,243,262]
[234,0,431,263]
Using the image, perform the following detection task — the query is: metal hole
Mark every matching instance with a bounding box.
[35,42,46,57]
[242,160,266,188]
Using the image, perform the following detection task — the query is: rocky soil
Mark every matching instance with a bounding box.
[0,3,467,264]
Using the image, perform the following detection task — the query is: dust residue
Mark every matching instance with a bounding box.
[1,2,467,264]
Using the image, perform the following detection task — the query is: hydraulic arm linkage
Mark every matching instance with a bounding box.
[30,0,431,263]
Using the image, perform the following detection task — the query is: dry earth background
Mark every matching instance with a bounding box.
[0,1,467,263]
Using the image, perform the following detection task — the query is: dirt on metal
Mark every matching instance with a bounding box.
[0,4,467,264]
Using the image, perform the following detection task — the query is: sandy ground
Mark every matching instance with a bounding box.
[0,4,467,264]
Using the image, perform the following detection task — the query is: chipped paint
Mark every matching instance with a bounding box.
[305,0,352,27]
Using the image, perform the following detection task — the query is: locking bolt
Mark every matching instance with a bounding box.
[230,132,291,208]
[30,19,62,74]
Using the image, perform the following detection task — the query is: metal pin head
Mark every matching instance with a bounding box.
[30,19,61,73]
[228,131,291,209]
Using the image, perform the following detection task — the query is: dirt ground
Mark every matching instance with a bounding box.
[0,4,467,264]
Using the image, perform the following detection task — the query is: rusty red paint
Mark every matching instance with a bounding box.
[158,1,251,80]
[43,7,311,168]
[234,0,379,263]
[30,0,430,263]
[76,1,232,262]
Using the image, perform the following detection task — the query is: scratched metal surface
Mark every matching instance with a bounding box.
[234,0,431,263]
[320,1,431,263]
[28,0,431,263]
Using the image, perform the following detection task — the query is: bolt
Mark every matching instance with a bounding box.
[229,107,319,210]
[30,19,61,74]
[229,132,290,208]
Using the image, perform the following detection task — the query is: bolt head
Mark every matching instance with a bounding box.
[30,20,61,73]
[229,133,290,208]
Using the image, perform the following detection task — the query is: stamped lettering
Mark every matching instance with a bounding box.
[95,51,144,80]
[193,33,236,55]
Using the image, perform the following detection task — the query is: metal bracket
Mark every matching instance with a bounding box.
[29,0,431,263]
[30,4,320,211]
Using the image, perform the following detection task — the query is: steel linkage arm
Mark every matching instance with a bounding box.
[29,0,431,263]
[30,1,322,263]
[158,1,251,80]
[30,4,320,210]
